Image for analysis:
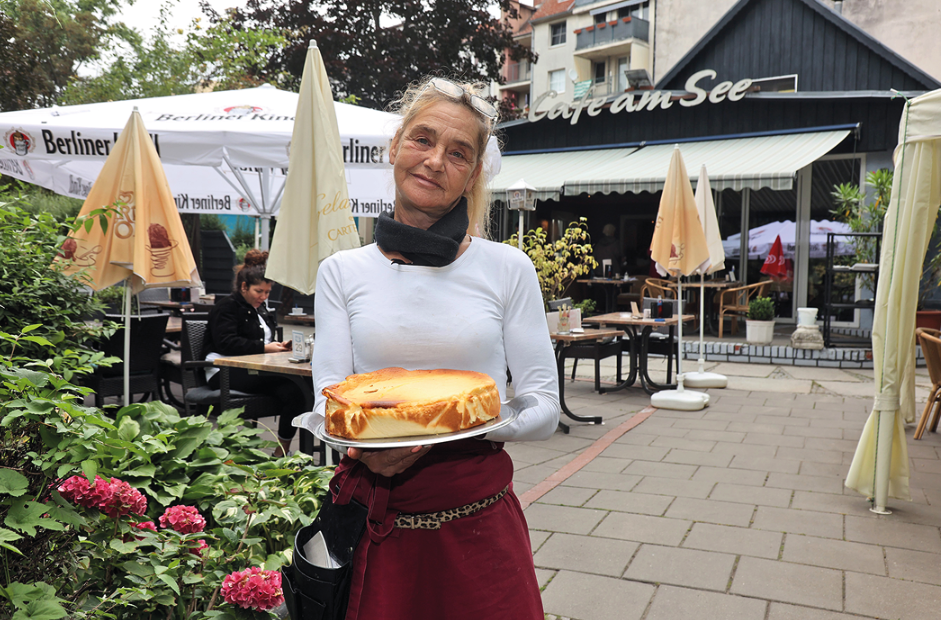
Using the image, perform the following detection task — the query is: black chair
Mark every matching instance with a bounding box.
[547,297,573,311]
[179,318,281,420]
[85,314,171,407]
[158,312,211,409]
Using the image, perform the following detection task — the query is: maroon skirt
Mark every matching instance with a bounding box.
[331,439,543,620]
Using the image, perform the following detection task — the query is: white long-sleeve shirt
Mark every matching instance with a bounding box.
[310,238,560,442]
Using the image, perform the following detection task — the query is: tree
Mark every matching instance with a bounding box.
[224,0,537,110]
[0,0,130,110]
[59,3,289,105]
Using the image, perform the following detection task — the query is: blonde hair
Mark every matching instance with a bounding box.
[388,76,501,238]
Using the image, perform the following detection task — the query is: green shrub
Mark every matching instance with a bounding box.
[747,296,775,321]
[0,198,112,376]
[574,298,596,316]
[0,325,331,618]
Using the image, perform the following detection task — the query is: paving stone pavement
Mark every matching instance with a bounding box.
[505,358,941,620]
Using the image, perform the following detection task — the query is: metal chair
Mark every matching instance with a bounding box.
[547,297,573,311]
[178,318,281,420]
[716,281,770,338]
[915,327,941,439]
[84,314,170,407]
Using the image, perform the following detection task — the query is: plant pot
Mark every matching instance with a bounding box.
[916,310,941,331]
[746,319,775,344]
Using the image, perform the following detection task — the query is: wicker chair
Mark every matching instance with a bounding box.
[716,281,770,338]
[84,314,170,407]
[641,278,677,300]
[915,327,941,439]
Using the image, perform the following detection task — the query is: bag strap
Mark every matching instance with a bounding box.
[365,474,393,543]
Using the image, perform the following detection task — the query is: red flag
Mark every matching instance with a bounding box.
[760,235,790,281]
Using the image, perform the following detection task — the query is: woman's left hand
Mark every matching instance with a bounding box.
[347,445,431,477]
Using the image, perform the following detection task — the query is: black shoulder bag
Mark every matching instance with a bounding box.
[281,488,368,620]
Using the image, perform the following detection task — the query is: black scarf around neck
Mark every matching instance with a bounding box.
[374,198,469,267]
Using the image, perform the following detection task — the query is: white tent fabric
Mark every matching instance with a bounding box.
[0,85,398,219]
[722,219,854,259]
[846,88,941,513]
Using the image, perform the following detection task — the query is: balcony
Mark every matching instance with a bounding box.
[574,17,649,61]
[501,61,532,93]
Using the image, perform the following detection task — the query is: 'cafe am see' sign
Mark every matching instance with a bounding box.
[528,70,753,125]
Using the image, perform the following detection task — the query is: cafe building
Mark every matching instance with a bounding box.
[491,0,940,327]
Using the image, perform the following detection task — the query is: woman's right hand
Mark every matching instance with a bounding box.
[347,445,431,477]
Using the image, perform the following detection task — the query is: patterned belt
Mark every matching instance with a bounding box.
[394,485,509,530]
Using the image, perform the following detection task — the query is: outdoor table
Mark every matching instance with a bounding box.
[576,277,636,314]
[666,279,739,336]
[213,351,321,458]
[582,313,694,395]
[550,328,624,433]
[140,298,215,316]
[280,313,316,327]
[165,316,182,335]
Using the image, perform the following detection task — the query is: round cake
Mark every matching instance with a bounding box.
[323,367,501,440]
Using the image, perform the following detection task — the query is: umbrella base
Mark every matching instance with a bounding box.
[684,371,728,389]
[651,387,710,411]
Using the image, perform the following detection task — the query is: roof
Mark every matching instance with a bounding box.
[656,0,940,93]
[531,0,576,23]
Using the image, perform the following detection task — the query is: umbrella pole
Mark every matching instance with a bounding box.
[518,211,524,251]
[698,273,706,373]
[123,281,131,408]
[676,276,683,383]
[871,409,894,514]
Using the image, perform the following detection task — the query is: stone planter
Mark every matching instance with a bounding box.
[746,319,775,344]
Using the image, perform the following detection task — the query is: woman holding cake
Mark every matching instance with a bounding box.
[311,77,559,620]
[202,249,304,457]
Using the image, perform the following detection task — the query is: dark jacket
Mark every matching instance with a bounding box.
[201,292,278,358]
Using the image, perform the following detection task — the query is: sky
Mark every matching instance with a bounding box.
[117,0,250,34]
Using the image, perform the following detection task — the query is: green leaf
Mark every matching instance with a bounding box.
[156,573,180,596]
[119,560,153,577]
[12,600,68,620]
[5,502,47,536]
[21,324,42,334]
[0,527,23,543]
[21,336,54,347]
[109,539,139,554]
[117,418,140,442]
[80,459,97,483]
[0,469,29,497]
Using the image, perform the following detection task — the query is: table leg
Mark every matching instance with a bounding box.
[639,325,681,394]
[555,341,603,429]
[597,332,637,393]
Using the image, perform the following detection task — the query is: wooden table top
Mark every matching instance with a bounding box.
[213,351,312,378]
[140,296,216,310]
[583,313,695,327]
[166,316,182,334]
[550,328,624,343]
[281,313,316,325]
[667,280,740,289]
[576,278,636,285]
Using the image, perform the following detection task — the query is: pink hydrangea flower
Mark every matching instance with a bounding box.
[131,521,157,533]
[158,505,206,534]
[57,475,113,509]
[100,478,147,518]
[221,566,284,611]
[190,539,209,557]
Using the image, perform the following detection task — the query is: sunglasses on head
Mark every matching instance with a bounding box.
[426,78,499,121]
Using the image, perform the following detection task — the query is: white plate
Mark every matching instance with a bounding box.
[311,395,534,450]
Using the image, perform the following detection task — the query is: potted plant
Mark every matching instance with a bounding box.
[746,296,775,344]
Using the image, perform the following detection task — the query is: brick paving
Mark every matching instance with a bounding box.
[505,358,941,620]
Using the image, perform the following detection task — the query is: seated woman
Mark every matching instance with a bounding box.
[202,249,303,457]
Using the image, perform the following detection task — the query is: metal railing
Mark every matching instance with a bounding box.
[575,17,649,51]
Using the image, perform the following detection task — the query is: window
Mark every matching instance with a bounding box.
[549,69,565,94]
[550,22,566,46]
[631,1,649,20]
[594,13,606,25]
[593,61,606,84]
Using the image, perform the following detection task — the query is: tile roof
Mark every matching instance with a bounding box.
[532,0,576,21]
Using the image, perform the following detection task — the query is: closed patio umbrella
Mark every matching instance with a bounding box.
[846,89,941,513]
[649,147,712,410]
[56,108,199,405]
[266,40,361,296]
[685,166,728,389]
